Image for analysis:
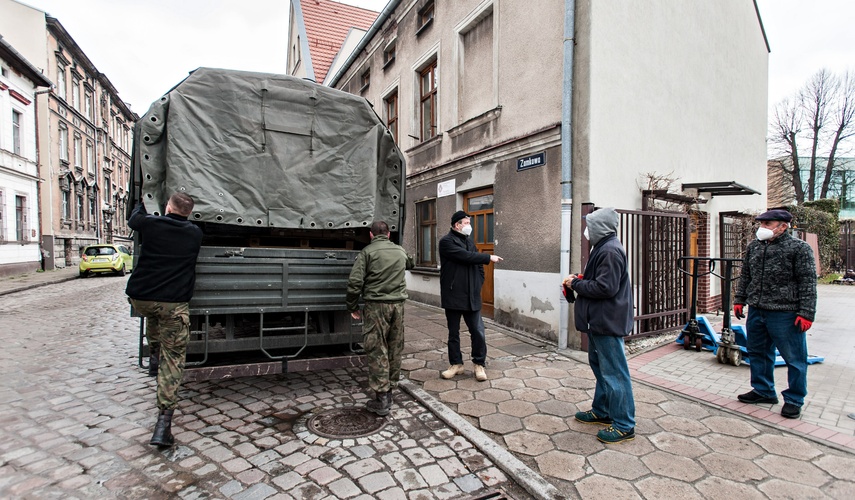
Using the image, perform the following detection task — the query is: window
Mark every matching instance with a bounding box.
[15,196,26,241]
[12,110,22,156]
[384,91,398,144]
[104,174,111,199]
[72,78,80,110]
[86,142,93,174]
[56,62,66,101]
[360,69,370,93]
[417,1,435,34]
[0,190,4,240]
[76,193,84,221]
[59,124,69,162]
[62,190,70,219]
[416,200,437,266]
[84,91,92,120]
[383,41,396,68]
[74,136,82,167]
[419,60,438,141]
[89,197,96,220]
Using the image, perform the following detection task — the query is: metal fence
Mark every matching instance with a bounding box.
[581,205,690,338]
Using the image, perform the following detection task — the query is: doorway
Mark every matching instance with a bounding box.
[464,188,495,317]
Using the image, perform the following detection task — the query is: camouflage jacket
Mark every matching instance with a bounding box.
[734,232,817,321]
[346,235,414,311]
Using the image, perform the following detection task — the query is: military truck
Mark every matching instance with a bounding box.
[129,68,405,379]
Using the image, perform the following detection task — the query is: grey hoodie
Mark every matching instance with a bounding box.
[586,207,619,246]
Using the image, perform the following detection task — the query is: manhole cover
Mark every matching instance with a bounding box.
[307,408,387,439]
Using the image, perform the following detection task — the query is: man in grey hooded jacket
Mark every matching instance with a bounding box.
[563,207,635,444]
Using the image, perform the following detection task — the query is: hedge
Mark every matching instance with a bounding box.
[787,200,840,275]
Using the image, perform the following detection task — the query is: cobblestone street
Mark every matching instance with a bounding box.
[1,274,855,499]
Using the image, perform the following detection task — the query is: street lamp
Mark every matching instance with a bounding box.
[102,204,115,243]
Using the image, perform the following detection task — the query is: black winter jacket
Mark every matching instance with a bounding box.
[439,229,491,311]
[734,232,817,321]
[125,204,204,303]
[571,234,634,336]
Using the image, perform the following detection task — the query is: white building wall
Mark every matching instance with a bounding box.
[586,0,768,216]
[0,52,41,267]
[0,0,49,69]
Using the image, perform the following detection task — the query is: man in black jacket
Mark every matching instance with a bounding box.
[734,209,817,419]
[126,192,203,447]
[439,211,502,382]
[564,207,635,444]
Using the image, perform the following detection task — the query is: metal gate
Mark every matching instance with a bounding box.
[581,204,690,338]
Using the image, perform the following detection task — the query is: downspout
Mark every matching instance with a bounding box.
[33,86,53,268]
[558,0,576,350]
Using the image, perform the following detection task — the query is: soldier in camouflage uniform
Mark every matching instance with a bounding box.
[126,193,203,446]
[346,221,414,416]
[734,209,817,420]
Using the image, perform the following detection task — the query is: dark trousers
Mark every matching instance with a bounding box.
[445,309,487,366]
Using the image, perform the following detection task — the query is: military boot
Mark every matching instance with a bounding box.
[365,391,391,416]
[150,409,175,447]
[148,348,159,377]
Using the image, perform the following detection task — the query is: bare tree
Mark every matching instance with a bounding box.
[820,70,855,198]
[768,68,855,205]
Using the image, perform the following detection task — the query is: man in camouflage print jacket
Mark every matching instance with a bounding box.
[734,209,817,420]
[346,221,414,416]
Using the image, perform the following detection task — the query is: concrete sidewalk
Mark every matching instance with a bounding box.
[0,266,79,296]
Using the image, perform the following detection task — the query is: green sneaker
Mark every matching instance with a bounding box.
[597,426,635,444]
[575,410,613,425]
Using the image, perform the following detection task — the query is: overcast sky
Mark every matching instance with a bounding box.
[15,0,855,117]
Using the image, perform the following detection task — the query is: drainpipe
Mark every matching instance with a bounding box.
[33,85,54,269]
[558,0,576,350]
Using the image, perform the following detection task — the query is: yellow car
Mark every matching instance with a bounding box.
[79,244,134,277]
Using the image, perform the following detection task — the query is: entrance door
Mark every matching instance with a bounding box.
[465,188,495,317]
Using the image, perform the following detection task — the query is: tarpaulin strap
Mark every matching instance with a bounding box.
[260,81,269,152]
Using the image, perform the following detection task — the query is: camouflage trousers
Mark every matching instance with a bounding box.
[362,301,406,393]
[130,299,190,410]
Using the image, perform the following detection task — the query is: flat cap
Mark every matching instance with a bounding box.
[451,210,470,226]
[756,209,793,223]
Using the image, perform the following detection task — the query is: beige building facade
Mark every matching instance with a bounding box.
[0,0,137,271]
[305,0,771,346]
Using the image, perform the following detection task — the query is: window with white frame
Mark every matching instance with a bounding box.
[61,190,70,219]
[72,78,80,110]
[84,91,92,120]
[56,62,66,101]
[59,124,69,162]
[74,135,82,167]
[86,142,93,174]
[76,192,84,222]
[15,195,27,241]
[12,110,22,156]
[0,190,5,240]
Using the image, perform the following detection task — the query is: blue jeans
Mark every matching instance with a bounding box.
[587,332,635,432]
[445,309,487,366]
[746,307,808,407]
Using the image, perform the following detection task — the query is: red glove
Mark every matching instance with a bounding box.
[576,274,583,280]
[795,316,812,332]
[733,304,745,320]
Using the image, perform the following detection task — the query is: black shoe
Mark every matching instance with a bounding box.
[148,348,159,377]
[365,391,391,416]
[737,390,779,405]
[781,403,801,419]
[150,409,175,447]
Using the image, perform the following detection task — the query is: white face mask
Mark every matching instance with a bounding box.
[756,227,775,241]
[583,227,590,240]
[460,224,473,236]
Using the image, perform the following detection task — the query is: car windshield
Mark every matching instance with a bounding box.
[85,247,116,256]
